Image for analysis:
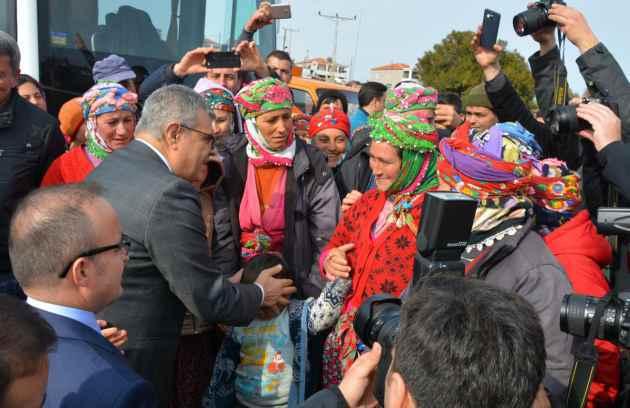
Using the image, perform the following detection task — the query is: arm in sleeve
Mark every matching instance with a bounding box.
[209,186,240,276]
[529,46,567,117]
[307,174,341,293]
[597,141,630,202]
[138,64,185,102]
[308,278,351,334]
[146,180,261,326]
[235,29,255,45]
[576,43,630,142]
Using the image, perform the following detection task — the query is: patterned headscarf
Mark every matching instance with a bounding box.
[194,79,236,113]
[438,122,540,232]
[81,82,137,160]
[530,158,582,227]
[384,83,438,113]
[234,78,293,119]
[308,108,350,139]
[235,78,296,166]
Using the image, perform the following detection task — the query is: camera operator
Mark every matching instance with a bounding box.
[575,101,630,202]
[301,277,551,408]
[471,27,581,170]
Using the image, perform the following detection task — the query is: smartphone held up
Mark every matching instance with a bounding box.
[480,9,501,49]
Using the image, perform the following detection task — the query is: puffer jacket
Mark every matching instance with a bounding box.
[216,137,340,298]
[544,210,619,408]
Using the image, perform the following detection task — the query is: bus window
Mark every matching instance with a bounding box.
[0,0,16,37]
[36,0,275,114]
[292,88,314,115]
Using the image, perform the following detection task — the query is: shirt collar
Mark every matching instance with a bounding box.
[27,297,101,333]
[137,139,173,172]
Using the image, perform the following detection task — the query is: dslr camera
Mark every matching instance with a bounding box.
[353,192,477,405]
[513,0,566,37]
[560,208,630,347]
[547,97,620,136]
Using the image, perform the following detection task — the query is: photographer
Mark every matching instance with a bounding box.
[302,277,550,408]
[471,27,581,169]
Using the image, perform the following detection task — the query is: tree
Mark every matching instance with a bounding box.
[413,31,536,108]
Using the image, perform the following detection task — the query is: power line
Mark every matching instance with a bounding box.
[317,11,356,66]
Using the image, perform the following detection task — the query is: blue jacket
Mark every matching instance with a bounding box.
[36,309,157,408]
[349,108,369,134]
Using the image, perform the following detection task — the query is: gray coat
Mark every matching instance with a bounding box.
[467,220,574,399]
[217,137,340,298]
[87,140,262,407]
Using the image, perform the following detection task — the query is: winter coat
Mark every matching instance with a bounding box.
[0,90,65,276]
[217,137,340,298]
[466,218,574,400]
[544,210,619,407]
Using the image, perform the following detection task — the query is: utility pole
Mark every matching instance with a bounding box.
[281,27,299,52]
[318,11,356,79]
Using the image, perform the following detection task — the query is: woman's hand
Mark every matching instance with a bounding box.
[341,190,363,214]
[324,243,355,280]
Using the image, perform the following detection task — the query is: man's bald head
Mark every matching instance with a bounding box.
[9,184,106,289]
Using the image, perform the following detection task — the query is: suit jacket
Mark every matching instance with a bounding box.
[86,140,262,348]
[36,309,157,408]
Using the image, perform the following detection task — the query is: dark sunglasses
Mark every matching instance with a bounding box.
[180,124,216,149]
[59,234,131,278]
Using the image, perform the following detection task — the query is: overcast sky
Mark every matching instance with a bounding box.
[282,0,628,93]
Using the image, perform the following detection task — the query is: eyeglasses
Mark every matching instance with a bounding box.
[59,234,131,278]
[180,124,216,149]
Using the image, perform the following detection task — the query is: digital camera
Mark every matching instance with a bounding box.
[513,0,566,37]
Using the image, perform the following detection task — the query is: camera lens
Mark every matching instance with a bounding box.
[512,4,554,37]
[354,296,401,349]
[560,294,599,337]
[547,105,591,135]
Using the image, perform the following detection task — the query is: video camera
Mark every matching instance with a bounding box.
[353,192,477,405]
[560,208,630,347]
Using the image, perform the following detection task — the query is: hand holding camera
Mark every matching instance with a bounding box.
[172,47,218,78]
[576,102,622,151]
[244,2,273,33]
[548,4,599,54]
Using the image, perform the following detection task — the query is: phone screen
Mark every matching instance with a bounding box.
[204,52,241,69]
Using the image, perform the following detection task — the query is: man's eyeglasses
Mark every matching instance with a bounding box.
[180,124,216,149]
[59,234,131,278]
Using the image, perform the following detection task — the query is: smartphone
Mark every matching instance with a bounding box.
[480,9,501,50]
[204,52,241,69]
[270,4,292,19]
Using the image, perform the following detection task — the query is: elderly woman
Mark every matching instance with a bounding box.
[321,92,440,385]
[438,121,574,399]
[41,83,137,186]
[217,78,339,298]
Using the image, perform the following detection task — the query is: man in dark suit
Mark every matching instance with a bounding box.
[9,183,157,407]
[87,84,296,406]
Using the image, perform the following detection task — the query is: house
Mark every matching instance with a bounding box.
[296,57,350,84]
[369,63,413,88]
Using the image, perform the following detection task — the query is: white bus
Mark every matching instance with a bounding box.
[0,0,278,114]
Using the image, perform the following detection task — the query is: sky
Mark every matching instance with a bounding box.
[279,0,629,94]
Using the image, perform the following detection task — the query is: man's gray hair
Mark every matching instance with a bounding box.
[0,31,20,73]
[136,84,214,139]
[9,184,104,288]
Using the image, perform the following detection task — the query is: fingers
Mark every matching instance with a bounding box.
[276,278,295,288]
[188,47,216,57]
[97,319,108,329]
[276,296,290,307]
[262,264,283,277]
[577,129,594,141]
[281,286,297,297]
[354,342,382,373]
[493,43,504,53]
[337,243,356,253]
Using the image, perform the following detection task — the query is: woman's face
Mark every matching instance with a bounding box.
[313,128,347,168]
[319,98,343,112]
[369,141,402,192]
[255,109,293,151]
[95,110,136,150]
[17,82,47,111]
[212,109,234,138]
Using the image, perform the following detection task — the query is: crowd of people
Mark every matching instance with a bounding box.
[1,2,630,408]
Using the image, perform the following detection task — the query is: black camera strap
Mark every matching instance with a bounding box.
[566,293,614,408]
[553,30,569,107]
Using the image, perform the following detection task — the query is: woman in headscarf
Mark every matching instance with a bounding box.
[218,78,339,298]
[194,79,240,143]
[437,121,574,400]
[531,159,619,408]
[41,83,137,186]
[320,94,440,385]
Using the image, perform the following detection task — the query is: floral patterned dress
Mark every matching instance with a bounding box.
[322,189,426,386]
